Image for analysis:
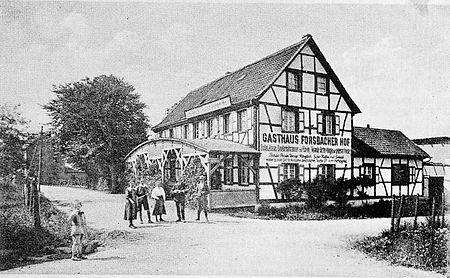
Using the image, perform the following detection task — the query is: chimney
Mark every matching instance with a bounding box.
[367,124,370,128]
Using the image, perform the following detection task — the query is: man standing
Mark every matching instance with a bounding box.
[195,174,210,222]
[171,182,188,222]
[136,181,153,224]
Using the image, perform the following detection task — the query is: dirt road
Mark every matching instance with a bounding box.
[4,186,445,277]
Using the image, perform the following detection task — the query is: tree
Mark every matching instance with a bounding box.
[0,104,28,178]
[44,75,149,193]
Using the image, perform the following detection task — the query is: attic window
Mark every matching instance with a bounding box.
[237,74,246,81]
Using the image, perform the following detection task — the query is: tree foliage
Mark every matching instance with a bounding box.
[44,75,149,192]
[0,104,28,178]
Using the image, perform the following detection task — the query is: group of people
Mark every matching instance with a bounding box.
[66,174,211,261]
[124,174,210,228]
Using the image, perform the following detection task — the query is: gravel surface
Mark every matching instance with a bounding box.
[4,185,445,277]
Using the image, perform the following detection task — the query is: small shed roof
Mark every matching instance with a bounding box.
[412,137,450,145]
[352,126,429,158]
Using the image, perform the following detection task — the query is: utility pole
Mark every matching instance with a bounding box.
[32,126,43,229]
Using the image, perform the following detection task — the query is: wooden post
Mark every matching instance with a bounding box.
[431,197,436,228]
[395,195,404,234]
[390,195,396,233]
[32,178,41,229]
[442,191,445,227]
[254,155,260,203]
[413,194,419,229]
[37,127,43,192]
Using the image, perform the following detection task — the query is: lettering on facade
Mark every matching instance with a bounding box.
[185,96,231,119]
[260,132,351,164]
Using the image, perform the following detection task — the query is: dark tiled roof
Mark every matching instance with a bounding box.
[153,35,360,131]
[412,137,450,145]
[352,127,429,158]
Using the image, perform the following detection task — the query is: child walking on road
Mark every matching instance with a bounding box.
[67,200,87,261]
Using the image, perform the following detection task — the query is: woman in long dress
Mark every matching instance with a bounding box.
[124,184,137,228]
[151,182,166,222]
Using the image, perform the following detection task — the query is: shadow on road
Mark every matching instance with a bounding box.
[87,256,125,261]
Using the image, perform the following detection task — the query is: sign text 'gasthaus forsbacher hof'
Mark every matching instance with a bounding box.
[260,132,351,165]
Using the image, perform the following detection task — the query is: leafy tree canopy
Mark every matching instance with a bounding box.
[44,75,149,192]
[0,104,28,177]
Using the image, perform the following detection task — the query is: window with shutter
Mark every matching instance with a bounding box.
[317,114,323,134]
[298,112,305,132]
[282,108,297,133]
[334,115,340,135]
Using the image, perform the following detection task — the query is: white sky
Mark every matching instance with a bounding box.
[0,1,449,139]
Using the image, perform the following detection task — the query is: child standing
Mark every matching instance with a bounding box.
[67,200,87,261]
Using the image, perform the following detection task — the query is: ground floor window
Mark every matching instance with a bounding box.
[361,163,376,186]
[409,166,416,183]
[224,158,233,185]
[238,156,250,186]
[279,163,304,182]
[318,164,335,183]
[392,164,408,185]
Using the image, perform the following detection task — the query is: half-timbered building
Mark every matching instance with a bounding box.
[352,126,429,198]
[125,34,428,208]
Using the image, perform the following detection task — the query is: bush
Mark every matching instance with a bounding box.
[277,179,303,201]
[179,157,206,209]
[355,221,448,274]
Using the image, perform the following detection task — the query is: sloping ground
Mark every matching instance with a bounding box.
[4,186,445,277]
[0,184,71,270]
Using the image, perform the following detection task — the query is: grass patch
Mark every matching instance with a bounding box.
[353,220,448,274]
[0,183,102,270]
[226,199,433,221]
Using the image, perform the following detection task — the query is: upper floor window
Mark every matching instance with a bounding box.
[237,110,247,132]
[316,76,327,94]
[193,122,200,139]
[223,114,230,134]
[287,71,301,91]
[282,109,305,133]
[158,131,163,138]
[183,125,189,139]
[317,113,340,135]
[169,128,174,138]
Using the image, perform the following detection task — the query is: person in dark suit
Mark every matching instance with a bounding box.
[171,182,189,222]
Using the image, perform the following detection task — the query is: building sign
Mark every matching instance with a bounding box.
[260,132,351,165]
[185,96,231,119]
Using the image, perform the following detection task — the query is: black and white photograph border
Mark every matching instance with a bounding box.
[0,0,449,277]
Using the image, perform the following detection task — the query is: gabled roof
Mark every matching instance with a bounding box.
[153,35,360,131]
[352,126,429,158]
[412,137,450,145]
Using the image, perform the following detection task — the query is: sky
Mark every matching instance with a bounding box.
[0,1,449,139]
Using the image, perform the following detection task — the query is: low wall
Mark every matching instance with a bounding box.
[210,190,257,209]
